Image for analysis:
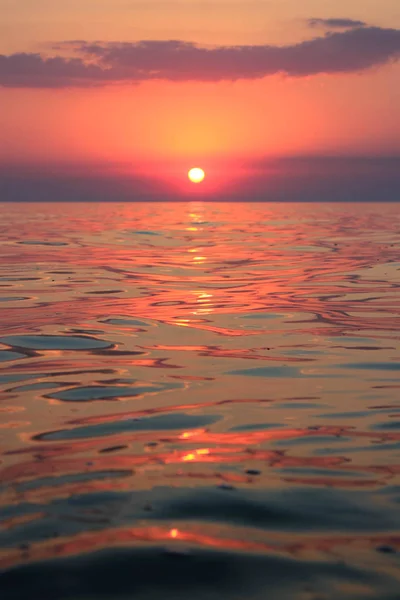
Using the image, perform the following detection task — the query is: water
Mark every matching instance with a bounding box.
[0,202,399,599]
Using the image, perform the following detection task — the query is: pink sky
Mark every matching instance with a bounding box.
[0,0,399,199]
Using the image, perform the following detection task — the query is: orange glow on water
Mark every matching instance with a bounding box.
[182,453,196,462]
[182,448,211,462]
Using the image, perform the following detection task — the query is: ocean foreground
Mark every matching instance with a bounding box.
[0,201,400,599]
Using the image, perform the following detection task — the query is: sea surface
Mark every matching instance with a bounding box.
[0,202,400,599]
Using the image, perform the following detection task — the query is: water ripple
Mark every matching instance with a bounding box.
[1,202,400,599]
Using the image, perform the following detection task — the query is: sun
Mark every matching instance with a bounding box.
[188,168,205,183]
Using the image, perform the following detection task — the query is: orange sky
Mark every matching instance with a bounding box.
[0,0,400,176]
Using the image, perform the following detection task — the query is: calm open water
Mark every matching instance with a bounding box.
[0,202,400,599]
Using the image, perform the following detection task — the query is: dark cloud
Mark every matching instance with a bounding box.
[308,18,367,29]
[1,26,400,88]
[0,52,116,88]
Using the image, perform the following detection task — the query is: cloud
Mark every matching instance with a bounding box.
[308,18,367,29]
[1,25,400,88]
[0,53,116,88]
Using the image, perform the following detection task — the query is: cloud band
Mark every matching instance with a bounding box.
[1,25,399,88]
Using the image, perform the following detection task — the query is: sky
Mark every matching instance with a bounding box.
[0,0,400,200]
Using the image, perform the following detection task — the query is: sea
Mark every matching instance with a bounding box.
[0,201,400,599]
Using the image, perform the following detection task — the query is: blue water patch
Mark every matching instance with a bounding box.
[229,423,286,432]
[338,362,400,371]
[274,435,349,448]
[228,366,332,378]
[278,467,366,478]
[36,412,221,441]
[316,441,400,455]
[18,240,68,246]
[4,485,400,541]
[0,277,40,282]
[1,545,393,600]
[0,373,34,384]
[0,350,26,362]
[0,335,112,351]
[319,411,370,419]
[130,230,160,236]
[0,297,27,302]
[328,337,375,344]
[228,366,301,378]
[372,421,400,431]
[47,382,183,402]
[277,402,324,409]
[102,318,152,327]
[140,485,400,533]
[17,470,132,493]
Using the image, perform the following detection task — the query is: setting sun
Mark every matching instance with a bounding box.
[188,168,205,183]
